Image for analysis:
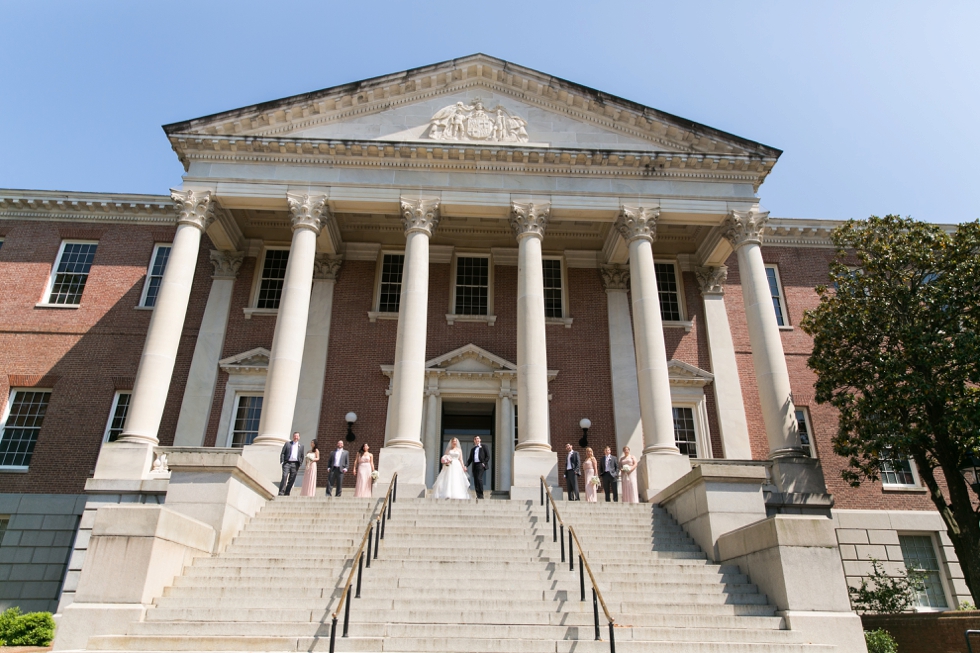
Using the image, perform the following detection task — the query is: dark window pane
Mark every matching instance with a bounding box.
[143,245,171,307]
[766,267,786,326]
[257,250,289,309]
[49,243,97,304]
[899,535,948,609]
[455,257,489,315]
[106,393,131,443]
[881,458,916,486]
[655,263,681,321]
[379,254,404,312]
[672,407,698,458]
[0,391,51,467]
[542,259,563,318]
[795,409,813,457]
[231,396,263,447]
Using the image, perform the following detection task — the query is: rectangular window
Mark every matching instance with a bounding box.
[673,406,698,458]
[765,265,788,327]
[47,241,97,305]
[454,256,490,315]
[0,516,8,546]
[880,457,918,486]
[103,392,131,443]
[899,535,949,609]
[542,259,564,318]
[256,249,289,309]
[655,262,682,321]
[0,390,52,468]
[796,408,815,457]
[230,395,263,448]
[513,405,519,449]
[378,253,405,313]
[140,244,171,308]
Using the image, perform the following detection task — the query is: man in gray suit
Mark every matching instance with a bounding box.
[599,446,619,502]
[564,443,581,501]
[279,432,304,496]
[325,440,349,497]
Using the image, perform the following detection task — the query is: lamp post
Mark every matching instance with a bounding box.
[961,453,980,496]
[345,412,358,442]
[579,418,592,448]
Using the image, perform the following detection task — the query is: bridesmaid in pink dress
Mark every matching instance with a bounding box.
[353,443,375,498]
[583,447,598,503]
[620,446,639,504]
[300,439,319,497]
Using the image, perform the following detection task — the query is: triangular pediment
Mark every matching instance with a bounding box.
[219,347,270,374]
[667,360,714,386]
[425,344,516,373]
[164,54,779,159]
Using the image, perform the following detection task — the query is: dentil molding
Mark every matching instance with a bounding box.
[509,202,550,239]
[400,197,441,236]
[171,189,216,232]
[615,206,660,243]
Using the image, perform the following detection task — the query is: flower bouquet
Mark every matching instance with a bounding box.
[371,470,379,481]
[440,455,451,466]
[304,452,316,469]
[621,464,633,474]
[589,476,601,487]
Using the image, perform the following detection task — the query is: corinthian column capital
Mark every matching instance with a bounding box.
[313,254,343,280]
[616,206,660,243]
[209,250,244,279]
[509,202,550,240]
[286,192,330,234]
[695,265,728,296]
[600,264,630,291]
[400,197,441,236]
[171,189,216,231]
[722,208,770,250]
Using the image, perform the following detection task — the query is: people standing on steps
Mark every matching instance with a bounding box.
[564,443,581,501]
[325,440,349,497]
[582,446,598,503]
[299,439,319,497]
[466,436,491,499]
[432,437,470,499]
[599,445,619,502]
[278,432,304,496]
[353,443,375,498]
[620,446,639,504]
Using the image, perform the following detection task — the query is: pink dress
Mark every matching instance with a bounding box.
[354,454,373,498]
[583,458,598,503]
[300,454,318,497]
[620,456,639,504]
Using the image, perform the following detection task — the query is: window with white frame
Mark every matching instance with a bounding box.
[453,256,490,315]
[542,258,564,318]
[140,244,171,308]
[765,264,788,327]
[255,249,289,309]
[899,534,949,609]
[796,408,816,457]
[229,394,263,448]
[46,241,98,305]
[672,407,699,458]
[880,457,918,487]
[103,391,131,443]
[655,262,683,321]
[0,390,52,468]
[377,253,405,313]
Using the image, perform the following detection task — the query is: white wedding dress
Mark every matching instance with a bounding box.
[432,448,471,499]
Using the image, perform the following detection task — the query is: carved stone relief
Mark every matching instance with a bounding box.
[600,265,630,291]
[426,99,529,143]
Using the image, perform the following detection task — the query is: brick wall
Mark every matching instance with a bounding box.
[861,611,980,653]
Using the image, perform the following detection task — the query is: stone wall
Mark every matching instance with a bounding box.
[861,611,980,653]
[0,493,85,612]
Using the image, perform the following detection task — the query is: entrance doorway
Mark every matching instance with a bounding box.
[441,401,495,492]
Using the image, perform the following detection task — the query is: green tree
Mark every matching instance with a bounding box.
[800,215,980,605]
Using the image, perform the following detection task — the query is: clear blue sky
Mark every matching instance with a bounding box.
[1,1,977,222]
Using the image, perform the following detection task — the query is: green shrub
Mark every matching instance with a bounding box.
[0,607,56,646]
[865,629,898,653]
[849,559,926,614]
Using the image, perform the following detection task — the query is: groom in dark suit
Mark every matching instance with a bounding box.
[278,432,304,496]
[564,443,581,501]
[466,436,491,499]
[599,446,619,502]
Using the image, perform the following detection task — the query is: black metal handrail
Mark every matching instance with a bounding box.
[328,473,397,653]
[540,476,616,652]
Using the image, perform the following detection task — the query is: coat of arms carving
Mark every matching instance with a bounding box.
[426,99,529,143]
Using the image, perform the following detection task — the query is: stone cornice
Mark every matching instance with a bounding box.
[0,189,174,225]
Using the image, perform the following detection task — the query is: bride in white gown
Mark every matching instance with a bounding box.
[432,438,471,500]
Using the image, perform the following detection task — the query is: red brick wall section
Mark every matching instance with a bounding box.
[0,220,211,494]
[861,611,980,653]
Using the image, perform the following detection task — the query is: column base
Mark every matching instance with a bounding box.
[511,448,558,493]
[376,445,427,497]
[92,441,156,480]
[638,451,692,501]
[241,441,287,486]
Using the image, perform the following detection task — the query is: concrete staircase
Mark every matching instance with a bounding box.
[83,495,836,652]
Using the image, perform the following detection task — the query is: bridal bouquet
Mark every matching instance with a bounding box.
[622,464,633,474]
[589,476,601,487]
[440,455,451,466]
[371,470,379,481]
[305,452,316,462]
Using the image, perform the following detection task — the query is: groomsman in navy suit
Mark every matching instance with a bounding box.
[466,436,491,499]
[564,443,581,501]
[599,446,619,502]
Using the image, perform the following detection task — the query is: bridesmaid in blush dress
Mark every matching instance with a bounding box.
[300,440,319,497]
[620,446,639,504]
[354,443,375,498]
[583,447,598,503]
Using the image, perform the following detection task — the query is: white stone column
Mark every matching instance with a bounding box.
[617,206,691,500]
[499,388,514,491]
[376,197,440,497]
[695,266,753,459]
[242,193,330,482]
[423,386,440,488]
[290,254,342,440]
[94,189,214,480]
[509,202,558,498]
[600,265,644,456]
[173,250,243,447]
